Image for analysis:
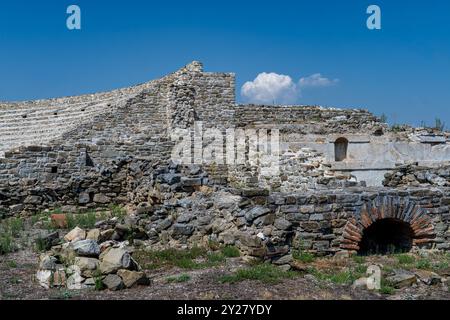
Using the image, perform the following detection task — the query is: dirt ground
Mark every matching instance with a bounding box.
[1,248,449,301]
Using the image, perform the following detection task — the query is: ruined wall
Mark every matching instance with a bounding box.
[0,62,236,215]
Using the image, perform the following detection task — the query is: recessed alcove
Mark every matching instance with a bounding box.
[358,218,414,255]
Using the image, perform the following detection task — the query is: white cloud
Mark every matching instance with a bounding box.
[298,73,339,88]
[241,71,339,105]
[241,72,298,105]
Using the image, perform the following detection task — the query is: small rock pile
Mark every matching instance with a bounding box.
[36,226,150,291]
[383,163,450,187]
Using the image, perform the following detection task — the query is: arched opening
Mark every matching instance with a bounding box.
[358,218,414,255]
[334,137,348,162]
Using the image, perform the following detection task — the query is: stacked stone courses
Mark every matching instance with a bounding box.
[0,61,449,256]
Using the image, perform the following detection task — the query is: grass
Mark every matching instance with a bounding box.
[0,233,13,255]
[133,247,229,270]
[307,265,367,286]
[66,211,97,229]
[10,277,20,285]
[166,274,191,283]
[35,236,48,252]
[292,250,315,263]
[6,218,24,237]
[6,260,17,268]
[416,258,432,270]
[221,246,240,258]
[0,217,25,255]
[396,254,415,265]
[379,279,395,295]
[219,263,297,284]
[352,255,366,264]
[33,205,127,231]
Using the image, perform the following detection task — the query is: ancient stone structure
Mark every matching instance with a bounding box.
[1,61,450,256]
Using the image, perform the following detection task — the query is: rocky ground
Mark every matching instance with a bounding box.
[1,246,449,300]
[1,209,449,301]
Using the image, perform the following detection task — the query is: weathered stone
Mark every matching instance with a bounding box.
[86,229,101,241]
[172,223,194,236]
[64,227,86,242]
[289,260,308,272]
[72,239,100,257]
[74,257,100,272]
[273,254,293,265]
[37,231,60,251]
[117,269,150,288]
[24,195,42,204]
[67,272,86,290]
[352,277,369,290]
[244,206,271,222]
[36,270,53,289]
[78,192,90,204]
[103,274,125,291]
[156,218,173,231]
[99,229,114,242]
[51,214,67,229]
[415,270,441,285]
[386,270,417,289]
[39,254,57,271]
[93,194,111,204]
[238,233,263,248]
[99,248,131,274]
[53,268,67,287]
[274,218,292,230]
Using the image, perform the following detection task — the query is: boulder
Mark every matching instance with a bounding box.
[39,254,57,271]
[64,227,86,242]
[37,231,60,251]
[72,239,100,257]
[117,269,151,288]
[74,257,100,273]
[78,193,90,204]
[86,229,100,241]
[103,274,125,291]
[415,270,442,285]
[352,277,369,290]
[244,206,271,222]
[51,214,68,229]
[99,248,131,274]
[99,229,114,242]
[274,218,292,231]
[36,270,53,289]
[172,223,195,236]
[237,233,263,248]
[93,194,111,204]
[53,268,67,287]
[386,270,417,288]
[67,272,85,290]
[272,254,293,265]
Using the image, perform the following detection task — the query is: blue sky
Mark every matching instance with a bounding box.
[0,1,449,127]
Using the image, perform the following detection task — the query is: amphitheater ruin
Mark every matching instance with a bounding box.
[1,61,450,259]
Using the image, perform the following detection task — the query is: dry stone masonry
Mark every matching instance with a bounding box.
[1,62,450,271]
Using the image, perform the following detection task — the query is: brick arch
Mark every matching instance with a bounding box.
[341,196,435,252]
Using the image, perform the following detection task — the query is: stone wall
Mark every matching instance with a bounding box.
[384,163,450,188]
[1,62,450,257]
